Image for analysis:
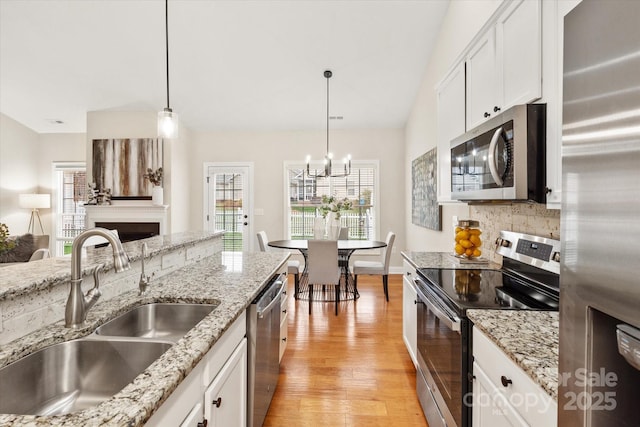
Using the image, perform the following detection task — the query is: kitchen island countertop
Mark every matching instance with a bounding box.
[467,309,559,400]
[0,250,289,426]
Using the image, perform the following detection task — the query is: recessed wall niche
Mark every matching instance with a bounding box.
[92,138,163,200]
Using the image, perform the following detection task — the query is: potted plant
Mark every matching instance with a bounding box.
[144,167,164,205]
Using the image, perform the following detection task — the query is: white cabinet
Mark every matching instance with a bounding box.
[147,311,247,427]
[472,326,557,427]
[204,338,247,427]
[541,0,582,208]
[466,0,542,130]
[279,287,288,362]
[402,260,417,368]
[436,62,466,202]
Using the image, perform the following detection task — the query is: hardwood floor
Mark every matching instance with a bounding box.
[264,274,428,427]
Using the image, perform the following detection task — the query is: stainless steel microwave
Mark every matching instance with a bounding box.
[450,104,546,202]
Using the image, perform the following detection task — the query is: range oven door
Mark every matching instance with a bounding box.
[415,278,468,427]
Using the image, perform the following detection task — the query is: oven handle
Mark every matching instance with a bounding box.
[257,279,285,319]
[415,280,461,332]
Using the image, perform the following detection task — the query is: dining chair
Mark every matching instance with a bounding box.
[307,239,341,315]
[352,231,396,301]
[338,226,349,240]
[256,231,301,296]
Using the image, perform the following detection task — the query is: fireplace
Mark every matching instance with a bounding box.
[95,222,160,243]
[84,203,169,237]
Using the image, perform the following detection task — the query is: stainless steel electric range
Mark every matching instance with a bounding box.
[414,230,560,427]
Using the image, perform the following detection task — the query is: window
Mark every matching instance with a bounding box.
[285,161,379,240]
[53,163,87,256]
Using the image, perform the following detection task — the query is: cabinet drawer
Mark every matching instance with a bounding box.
[473,327,557,426]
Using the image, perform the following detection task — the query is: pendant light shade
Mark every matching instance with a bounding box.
[305,70,351,178]
[158,0,178,139]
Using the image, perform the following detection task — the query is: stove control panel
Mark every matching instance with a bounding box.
[496,230,561,275]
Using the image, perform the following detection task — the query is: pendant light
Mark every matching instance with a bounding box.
[305,70,351,178]
[157,0,178,139]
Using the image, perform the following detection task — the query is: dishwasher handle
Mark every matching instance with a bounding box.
[257,279,285,319]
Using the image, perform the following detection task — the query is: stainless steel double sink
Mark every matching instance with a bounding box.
[0,302,218,416]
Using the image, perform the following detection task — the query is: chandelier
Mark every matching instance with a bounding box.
[305,70,351,178]
[157,0,178,139]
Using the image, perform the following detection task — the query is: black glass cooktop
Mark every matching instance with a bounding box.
[416,267,559,315]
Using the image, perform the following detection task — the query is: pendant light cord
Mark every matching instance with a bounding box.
[326,72,330,155]
[165,0,170,110]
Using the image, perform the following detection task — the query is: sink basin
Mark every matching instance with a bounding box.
[95,303,218,342]
[0,339,171,415]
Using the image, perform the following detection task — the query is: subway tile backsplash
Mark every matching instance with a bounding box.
[470,203,560,263]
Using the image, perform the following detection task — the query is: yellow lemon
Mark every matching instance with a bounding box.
[469,235,482,247]
[460,239,473,249]
[456,230,470,241]
[455,244,465,255]
[472,248,482,258]
[465,248,474,257]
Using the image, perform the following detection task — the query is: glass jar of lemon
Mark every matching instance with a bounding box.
[453,220,483,259]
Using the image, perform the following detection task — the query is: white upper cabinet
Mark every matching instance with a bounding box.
[466,0,542,130]
[436,62,466,202]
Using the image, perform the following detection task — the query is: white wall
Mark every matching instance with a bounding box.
[86,110,192,234]
[190,128,406,265]
[404,0,502,252]
[0,113,85,237]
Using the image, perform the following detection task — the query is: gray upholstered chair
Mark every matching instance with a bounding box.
[352,231,396,301]
[256,231,301,295]
[307,239,341,315]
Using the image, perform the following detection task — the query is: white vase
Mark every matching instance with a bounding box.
[313,217,325,239]
[326,212,341,240]
[152,186,164,206]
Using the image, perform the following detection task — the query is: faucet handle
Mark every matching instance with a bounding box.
[84,264,104,312]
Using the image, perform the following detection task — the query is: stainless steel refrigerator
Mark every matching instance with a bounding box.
[559,0,640,426]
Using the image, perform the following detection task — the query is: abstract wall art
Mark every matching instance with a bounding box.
[92,138,163,199]
[412,147,441,230]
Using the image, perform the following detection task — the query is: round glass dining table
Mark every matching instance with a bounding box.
[268,239,386,301]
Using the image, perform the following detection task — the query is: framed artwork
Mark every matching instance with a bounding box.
[92,138,163,200]
[412,147,442,230]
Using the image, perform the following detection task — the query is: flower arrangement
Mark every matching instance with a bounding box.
[144,167,163,186]
[0,223,15,254]
[319,195,352,219]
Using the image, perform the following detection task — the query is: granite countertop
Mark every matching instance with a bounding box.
[467,309,559,400]
[0,250,289,426]
[0,231,224,302]
[401,251,501,270]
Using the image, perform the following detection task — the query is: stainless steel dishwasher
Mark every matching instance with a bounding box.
[247,271,286,427]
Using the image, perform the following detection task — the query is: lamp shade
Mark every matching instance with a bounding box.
[19,193,51,209]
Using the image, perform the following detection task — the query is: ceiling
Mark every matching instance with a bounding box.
[0,0,449,134]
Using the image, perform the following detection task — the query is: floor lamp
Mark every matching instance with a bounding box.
[19,193,50,235]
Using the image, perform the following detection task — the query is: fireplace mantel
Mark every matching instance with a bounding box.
[84,203,169,235]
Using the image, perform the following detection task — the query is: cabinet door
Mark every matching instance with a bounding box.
[279,290,288,362]
[472,362,528,427]
[436,62,466,202]
[402,265,417,367]
[180,402,204,427]
[204,338,247,427]
[496,0,542,112]
[466,30,497,130]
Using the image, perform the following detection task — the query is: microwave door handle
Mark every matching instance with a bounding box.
[415,281,461,332]
[488,127,504,187]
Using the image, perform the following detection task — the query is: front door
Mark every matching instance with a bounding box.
[204,163,253,252]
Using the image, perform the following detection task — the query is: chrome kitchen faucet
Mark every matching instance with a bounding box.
[65,228,130,328]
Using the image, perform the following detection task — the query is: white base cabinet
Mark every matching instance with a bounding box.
[147,311,247,427]
[402,261,417,368]
[279,286,288,362]
[204,339,247,426]
[472,327,557,427]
